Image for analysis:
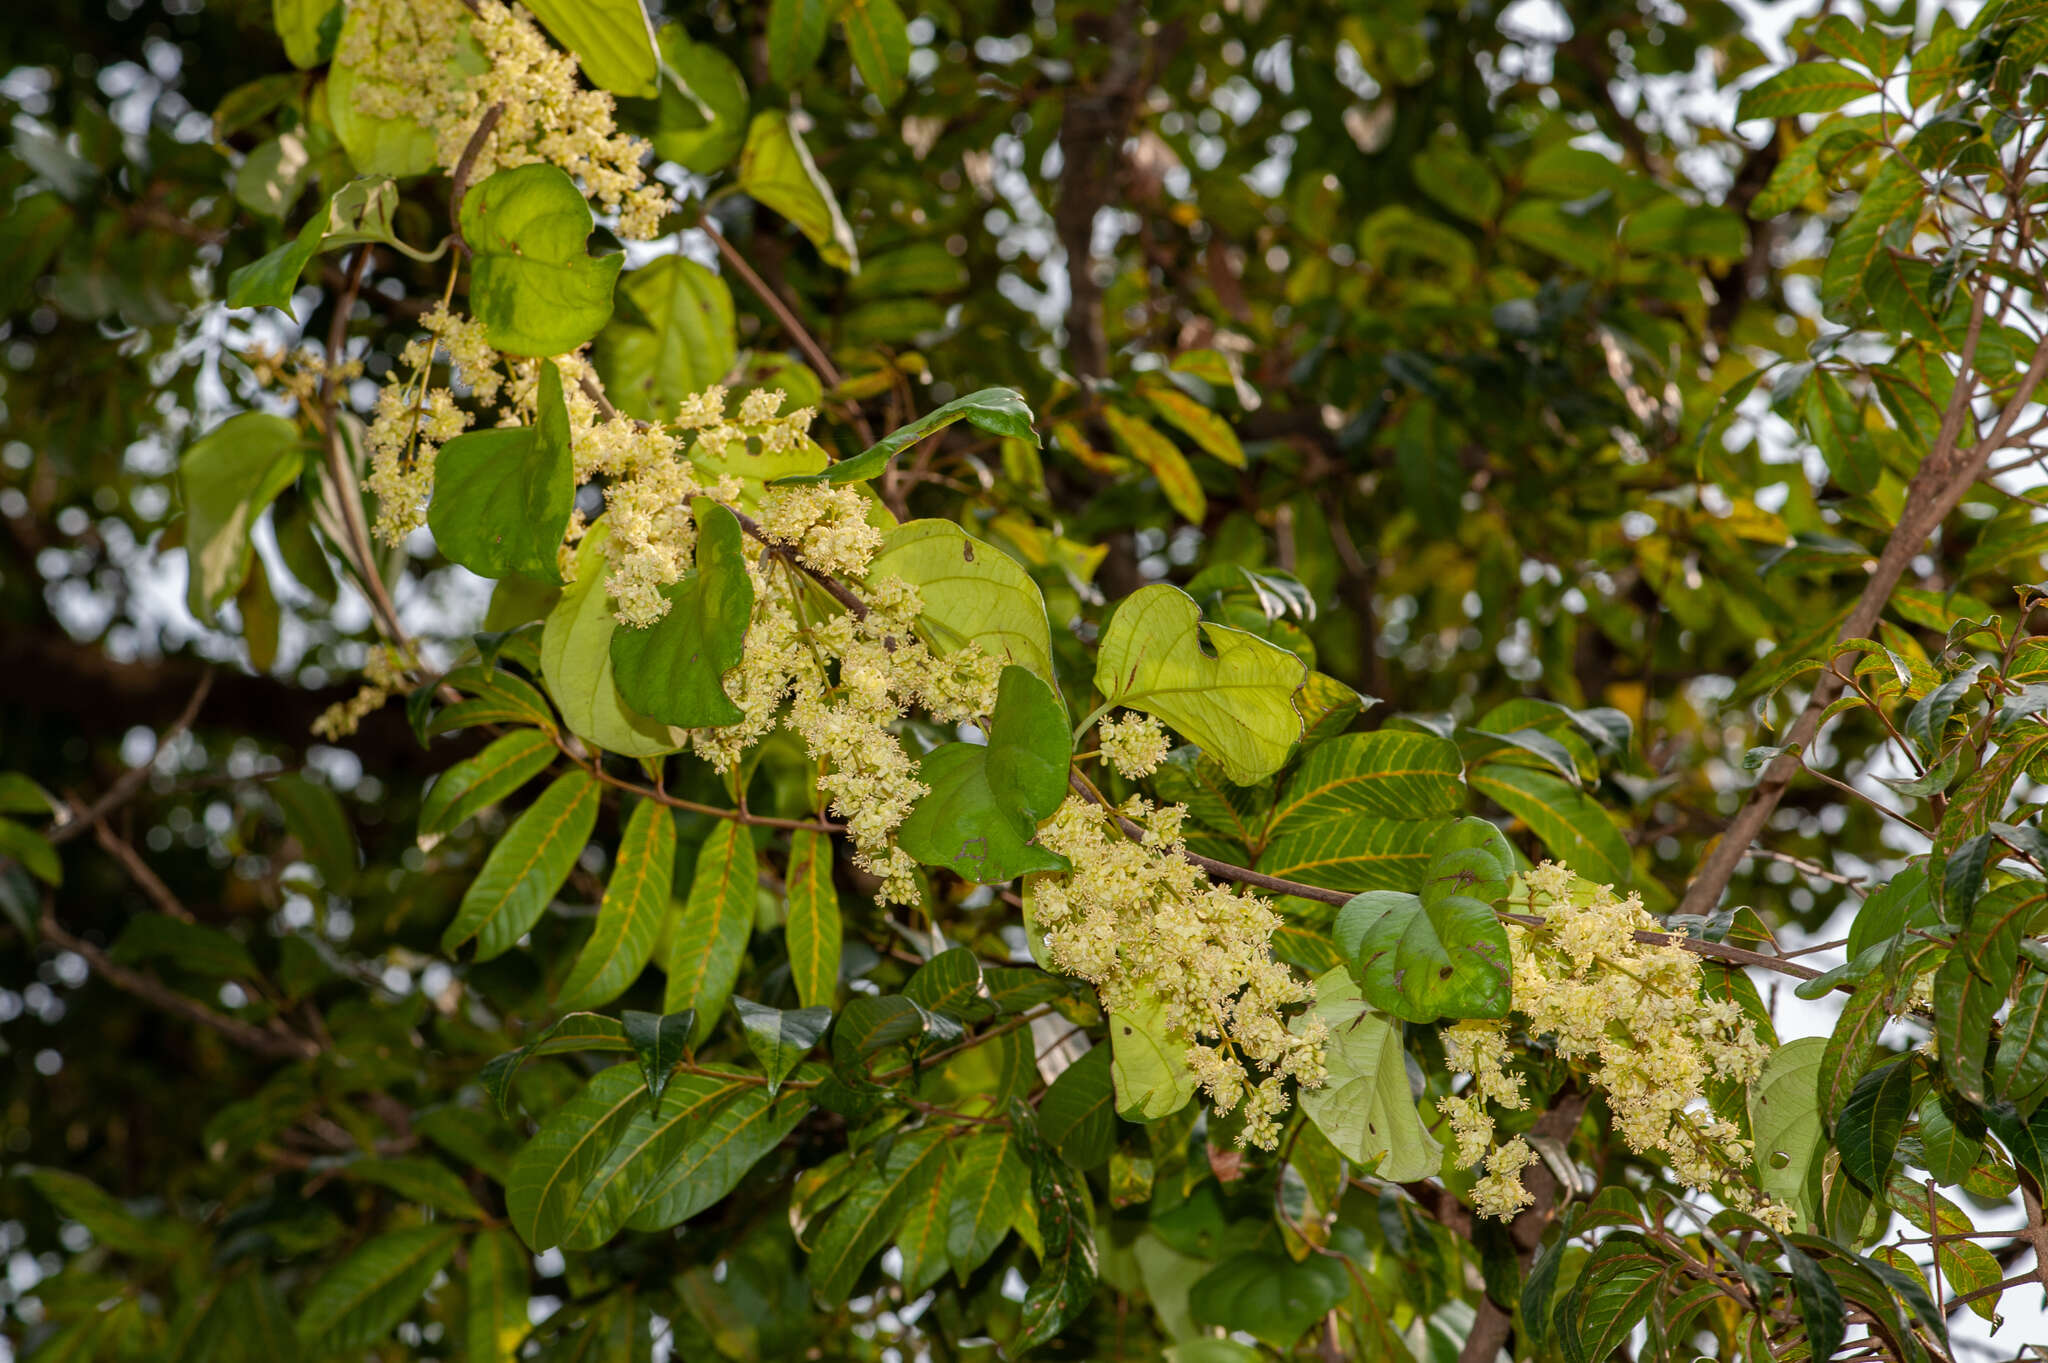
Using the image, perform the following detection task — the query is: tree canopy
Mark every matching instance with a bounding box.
[6,1,2048,1360]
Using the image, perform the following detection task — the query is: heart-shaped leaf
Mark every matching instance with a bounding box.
[429,358,574,584]
[899,665,1071,882]
[609,499,751,727]
[734,997,832,1095]
[1334,818,1514,1023]
[461,163,623,356]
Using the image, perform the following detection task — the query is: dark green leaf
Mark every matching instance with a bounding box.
[623,1007,695,1111]
[295,1225,460,1355]
[663,820,756,1044]
[441,771,601,961]
[735,997,832,1095]
[179,412,305,618]
[479,1012,633,1117]
[1037,1045,1115,1169]
[1837,1057,1915,1189]
[609,500,751,727]
[1335,817,1514,1023]
[429,359,574,584]
[899,665,1070,882]
[781,387,1035,486]
[556,798,675,1009]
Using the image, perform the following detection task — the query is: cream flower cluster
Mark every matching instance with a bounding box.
[1098,712,1170,779]
[336,0,667,239]
[1028,794,1326,1148]
[312,644,413,741]
[1442,864,1782,1226]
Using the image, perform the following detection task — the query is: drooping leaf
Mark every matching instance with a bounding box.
[663,819,756,1043]
[507,1065,653,1251]
[440,770,600,960]
[785,387,1035,486]
[556,799,676,1009]
[1187,1251,1349,1351]
[1291,968,1443,1181]
[295,1225,461,1356]
[479,1012,634,1117]
[1554,1233,1665,1363]
[522,0,660,97]
[1836,1056,1915,1190]
[1108,991,1197,1122]
[785,829,842,1009]
[808,1126,953,1304]
[429,358,575,584]
[179,412,304,618]
[899,665,1071,882]
[735,997,832,1095]
[465,1228,531,1363]
[419,729,558,845]
[461,162,624,356]
[623,1078,812,1233]
[839,0,910,105]
[609,499,752,728]
[946,1128,1028,1281]
[735,110,858,271]
[1014,1117,1099,1349]
[1934,883,2031,1105]
[1037,1045,1116,1169]
[1095,583,1307,784]
[623,1007,696,1111]
[864,519,1056,681]
[541,522,689,759]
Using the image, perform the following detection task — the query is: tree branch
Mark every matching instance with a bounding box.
[50,671,210,846]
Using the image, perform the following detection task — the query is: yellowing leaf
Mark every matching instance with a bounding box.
[1291,969,1442,1181]
[1108,992,1197,1121]
[1140,381,1245,468]
[540,522,689,759]
[865,519,1055,682]
[1104,407,1205,523]
[736,110,858,272]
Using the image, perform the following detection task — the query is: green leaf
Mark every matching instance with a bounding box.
[327,7,485,177]
[785,829,841,1009]
[23,1168,188,1258]
[235,132,311,220]
[1037,1045,1115,1169]
[1411,139,1502,225]
[1291,968,1444,1181]
[1935,883,2030,1104]
[1335,818,1514,1023]
[479,1012,633,1116]
[1140,381,1247,469]
[1095,583,1307,784]
[1751,1037,1829,1228]
[596,256,738,423]
[1015,1118,1099,1349]
[0,194,69,315]
[946,1129,1027,1281]
[0,773,57,817]
[1521,1212,1578,1353]
[1469,763,1632,887]
[273,0,341,66]
[735,998,832,1095]
[839,0,910,104]
[643,29,749,173]
[609,500,752,727]
[440,770,600,960]
[899,665,1071,882]
[663,820,756,1043]
[108,914,259,980]
[431,665,561,737]
[1555,1233,1664,1363]
[420,730,556,846]
[179,412,304,618]
[735,110,858,271]
[226,214,325,317]
[230,178,447,317]
[1257,816,1450,895]
[541,521,689,758]
[1737,61,1877,120]
[507,1065,650,1251]
[461,162,624,357]
[465,1228,531,1363]
[808,1126,953,1304]
[904,947,995,1022]
[622,1076,811,1233]
[623,1007,696,1111]
[864,519,1056,682]
[1993,967,2048,1113]
[784,387,1035,486]
[429,359,574,583]
[271,771,357,887]
[341,1155,487,1219]
[521,0,659,97]
[1803,369,1879,495]
[1109,991,1198,1121]
[892,1143,959,1296]
[830,993,929,1068]
[1819,158,1921,314]
[1187,1251,1349,1350]
[557,799,676,1009]
[1837,1056,1914,1189]
[295,1225,460,1356]
[1104,407,1205,524]
[767,0,833,86]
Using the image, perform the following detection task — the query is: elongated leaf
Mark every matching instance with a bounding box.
[1267,730,1464,833]
[900,665,1071,882]
[466,1228,530,1363]
[1993,968,2048,1113]
[522,0,660,97]
[1555,1233,1664,1363]
[664,820,756,1043]
[785,829,842,1009]
[508,1065,647,1251]
[735,997,831,1094]
[735,110,858,271]
[1104,406,1205,524]
[1837,1056,1914,1189]
[839,0,910,104]
[1258,813,1451,894]
[555,1066,763,1246]
[461,163,624,356]
[864,519,1056,681]
[809,1126,953,1304]
[479,1011,633,1116]
[1780,1239,1847,1363]
[1737,62,1876,120]
[1935,884,2030,1105]
[1095,582,1307,784]
[541,522,688,759]
[767,0,832,85]
[1752,1037,1828,1227]
[180,412,304,618]
[904,947,995,1022]
[419,729,558,845]
[623,1079,812,1232]
[785,387,1035,485]
[892,1142,958,1295]
[623,1007,695,1111]
[947,1128,1027,1280]
[429,359,574,584]
[440,771,600,960]
[556,799,675,1009]
[1037,1044,1115,1169]
[1290,968,1442,1181]
[1141,380,1246,468]
[830,993,929,1069]
[341,1155,486,1218]
[296,1225,460,1355]
[23,1168,188,1258]
[1015,1117,1099,1349]
[108,913,260,980]
[1470,762,1632,886]
[609,499,751,727]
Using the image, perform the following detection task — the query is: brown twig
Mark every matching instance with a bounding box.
[87,812,194,922]
[449,102,505,256]
[319,248,408,643]
[51,672,211,846]
[37,906,317,1060]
